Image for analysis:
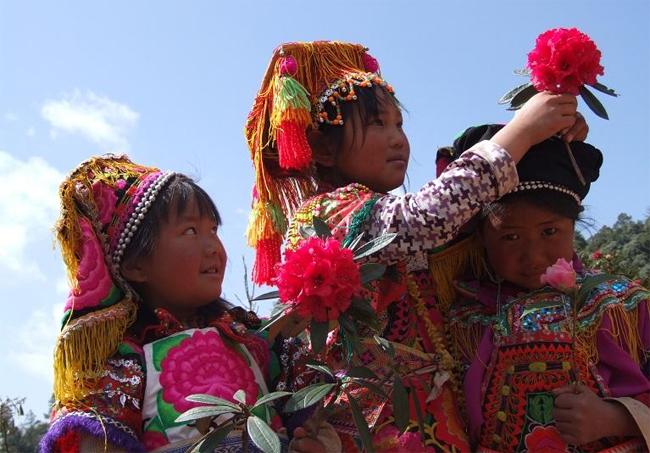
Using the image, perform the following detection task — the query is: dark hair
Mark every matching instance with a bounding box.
[482,190,582,223]
[315,84,404,186]
[121,173,222,264]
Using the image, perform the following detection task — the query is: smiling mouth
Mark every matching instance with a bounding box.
[201,266,220,275]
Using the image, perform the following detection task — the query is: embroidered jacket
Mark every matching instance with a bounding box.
[449,272,650,452]
[40,308,282,453]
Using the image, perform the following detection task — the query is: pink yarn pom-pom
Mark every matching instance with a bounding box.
[362,53,379,73]
[279,56,298,76]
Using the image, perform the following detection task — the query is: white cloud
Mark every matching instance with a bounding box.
[9,303,64,381]
[0,151,63,278]
[4,112,18,122]
[41,90,138,152]
[26,127,36,137]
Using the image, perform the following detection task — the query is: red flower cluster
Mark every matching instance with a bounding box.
[275,237,361,322]
[527,28,604,95]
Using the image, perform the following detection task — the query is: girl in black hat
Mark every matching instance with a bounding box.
[444,125,650,452]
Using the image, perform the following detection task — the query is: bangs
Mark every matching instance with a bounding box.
[166,177,222,225]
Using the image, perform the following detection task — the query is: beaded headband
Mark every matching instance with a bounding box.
[315,72,394,126]
[510,180,581,205]
[112,171,175,267]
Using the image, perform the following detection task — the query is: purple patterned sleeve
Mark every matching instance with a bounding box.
[366,140,518,266]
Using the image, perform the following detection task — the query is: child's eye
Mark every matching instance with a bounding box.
[211,225,219,235]
[369,117,384,126]
[183,227,197,235]
[542,227,558,236]
[501,233,519,241]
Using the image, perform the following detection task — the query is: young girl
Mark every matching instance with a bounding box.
[244,41,585,451]
[40,155,301,452]
[444,124,650,451]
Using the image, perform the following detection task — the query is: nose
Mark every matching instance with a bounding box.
[389,127,407,150]
[519,240,547,270]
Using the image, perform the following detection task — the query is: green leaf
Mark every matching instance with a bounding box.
[508,84,538,110]
[590,82,618,97]
[348,298,377,323]
[346,391,375,453]
[233,390,247,404]
[306,362,335,379]
[252,391,293,410]
[339,313,357,336]
[251,290,280,301]
[576,273,615,307]
[256,305,289,333]
[392,375,409,433]
[346,366,378,380]
[247,415,281,453]
[346,232,365,251]
[310,320,330,354]
[175,406,238,424]
[152,333,189,372]
[284,383,336,412]
[350,378,388,399]
[157,389,183,428]
[513,67,531,76]
[312,217,332,238]
[373,335,395,358]
[185,394,240,410]
[410,384,426,443]
[189,422,235,453]
[519,300,566,320]
[353,233,397,260]
[498,82,533,105]
[360,263,387,284]
[299,225,316,238]
[580,86,609,120]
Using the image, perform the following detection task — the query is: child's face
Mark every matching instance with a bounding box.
[335,92,410,193]
[135,195,227,318]
[481,201,575,290]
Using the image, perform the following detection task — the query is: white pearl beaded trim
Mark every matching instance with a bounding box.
[111,171,175,267]
[510,180,581,205]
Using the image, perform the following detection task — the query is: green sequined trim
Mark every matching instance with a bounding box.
[342,196,380,248]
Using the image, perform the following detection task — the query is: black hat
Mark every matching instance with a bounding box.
[439,124,603,205]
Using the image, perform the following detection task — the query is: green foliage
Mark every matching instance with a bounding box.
[0,397,48,453]
[576,213,650,287]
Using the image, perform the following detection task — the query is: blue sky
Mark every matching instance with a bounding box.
[1,0,648,419]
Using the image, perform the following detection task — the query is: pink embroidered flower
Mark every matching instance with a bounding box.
[142,430,168,451]
[524,425,567,452]
[527,28,604,95]
[275,237,361,322]
[64,218,114,311]
[92,181,118,226]
[540,258,577,293]
[159,330,258,414]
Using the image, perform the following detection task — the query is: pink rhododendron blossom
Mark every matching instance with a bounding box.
[527,28,604,95]
[540,257,577,293]
[275,237,361,322]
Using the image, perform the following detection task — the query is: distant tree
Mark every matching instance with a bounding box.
[576,213,650,286]
[0,397,48,453]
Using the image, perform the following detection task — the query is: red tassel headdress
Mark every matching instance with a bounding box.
[245,41,392,285]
